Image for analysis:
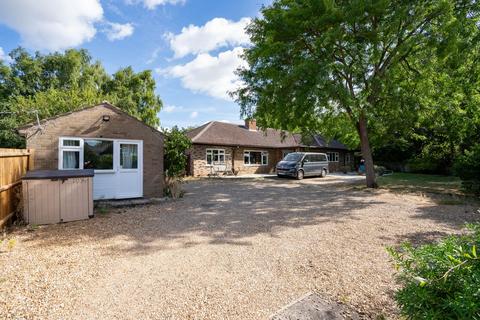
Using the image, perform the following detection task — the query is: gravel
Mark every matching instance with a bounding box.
[1,177,478,319]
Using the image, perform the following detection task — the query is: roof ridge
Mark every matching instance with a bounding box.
[17,103,163,136]
[191,121,214,142]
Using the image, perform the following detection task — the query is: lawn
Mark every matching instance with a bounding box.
[378,172,463,195]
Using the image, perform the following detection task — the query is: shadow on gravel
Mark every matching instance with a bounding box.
[18,179,378,255]
[379,204,479,247]
[412,204,479,228]
[18,178,479,256]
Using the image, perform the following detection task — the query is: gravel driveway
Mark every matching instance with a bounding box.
[1,177,478,319]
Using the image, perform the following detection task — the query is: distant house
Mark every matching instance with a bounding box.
[18,103,164,200]
[186,119,353,176]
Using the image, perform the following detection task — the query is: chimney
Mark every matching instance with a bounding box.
[245,119,257,131]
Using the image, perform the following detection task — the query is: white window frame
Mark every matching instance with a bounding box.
[244,150,268,166]
[327,152,339,162]
[59,137,117,173]
[58,137,83,170]
[206,149,225,166]
[83,138,116,173]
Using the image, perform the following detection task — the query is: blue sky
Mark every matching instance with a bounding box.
[0,0,271,128]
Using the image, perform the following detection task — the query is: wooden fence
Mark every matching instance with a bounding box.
[0,148,34,228]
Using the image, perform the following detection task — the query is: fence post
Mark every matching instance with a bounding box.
[0,148,34,228]
[28,149,35,171]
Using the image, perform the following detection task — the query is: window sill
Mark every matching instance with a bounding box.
[244,164,268,167]
[93,169,115,173]
[205,163,227,167]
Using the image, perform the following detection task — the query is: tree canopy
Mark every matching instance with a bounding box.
[234,0,480,187]
[0,47,163,147]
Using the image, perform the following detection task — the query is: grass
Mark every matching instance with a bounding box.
[97,207,108,215]
[378,173,462,195]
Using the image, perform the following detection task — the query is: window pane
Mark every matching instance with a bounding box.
[120,144,138,169]
[262,152,268,165]
[206,154,212,164]
[63,151,79,169]
[63,139,80,147]
[84,139,113,170]
[251,152,262,164]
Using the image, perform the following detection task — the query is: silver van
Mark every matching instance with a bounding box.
[276,152,329,179]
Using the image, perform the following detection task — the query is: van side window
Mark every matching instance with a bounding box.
[321,154,328,162]
[304,155,312,162]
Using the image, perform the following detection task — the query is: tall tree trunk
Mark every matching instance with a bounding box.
[357,111,378,188]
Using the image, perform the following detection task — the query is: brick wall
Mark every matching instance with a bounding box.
[189,144,354,177]
[190,144,234,176]
[190,145,284,176]
[232,147,281,174]
[19,104,164,197]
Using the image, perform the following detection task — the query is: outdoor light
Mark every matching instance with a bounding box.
[102,115,110,122]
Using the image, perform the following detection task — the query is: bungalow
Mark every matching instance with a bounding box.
[186,119,353,176]
[18,103,164,200]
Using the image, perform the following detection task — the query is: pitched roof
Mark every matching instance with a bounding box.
[17,102,163,137]
[186,121,348,150]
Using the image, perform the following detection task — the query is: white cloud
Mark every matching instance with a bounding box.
[166,17,251,58]
[105,22,134,41]
[0,47,13,63]
[147,47,162,64]
[127,0,185,10]
[163,105,178,113]
[166,47,247,100]
[0,0,103,51]
[190,111,198,118]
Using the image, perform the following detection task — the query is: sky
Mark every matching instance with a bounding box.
[0,0,272,128]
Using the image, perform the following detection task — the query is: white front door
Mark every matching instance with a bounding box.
[115,140,143,198]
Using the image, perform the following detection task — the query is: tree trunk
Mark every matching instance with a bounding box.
[357,111,378,188]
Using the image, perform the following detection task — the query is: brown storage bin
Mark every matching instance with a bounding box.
[22,170,94,225]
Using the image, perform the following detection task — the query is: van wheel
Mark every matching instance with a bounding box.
[296,170,304,180]
[320,169,327,178]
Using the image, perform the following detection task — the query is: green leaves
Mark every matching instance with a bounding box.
[454,144,480,194]
[162,126,192,178]
[0,47,163,147]
[388,224,480,318]
[234,0,480,185]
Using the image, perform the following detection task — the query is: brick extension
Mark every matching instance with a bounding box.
[18,103,164,198]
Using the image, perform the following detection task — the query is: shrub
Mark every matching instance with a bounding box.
[162,126,192,198]
[374,165,386,176]
[406,157,443,174]
[454,144,480,195]
[387,224,480,319]
[162,126,192,178]
[339,165,351,173]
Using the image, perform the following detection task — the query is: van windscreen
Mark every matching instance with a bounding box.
[283,153,303,161]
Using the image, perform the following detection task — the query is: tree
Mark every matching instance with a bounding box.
[0,47,163,147]
[162,126,192,178]
[162,126,192,199]
[234,0,480,187]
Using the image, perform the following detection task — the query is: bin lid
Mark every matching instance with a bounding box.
[23,169,95,180]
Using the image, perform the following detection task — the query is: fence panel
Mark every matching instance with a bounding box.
[0,148,34,227]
